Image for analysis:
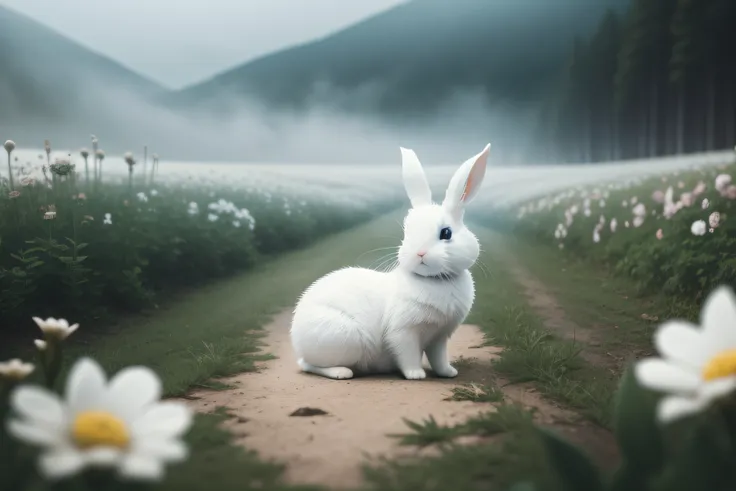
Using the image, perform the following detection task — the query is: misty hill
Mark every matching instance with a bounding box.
[0,5,165,149]
[171,0,629,118]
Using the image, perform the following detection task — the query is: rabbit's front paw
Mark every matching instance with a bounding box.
[435,365,458,378]
[402,368,427,380]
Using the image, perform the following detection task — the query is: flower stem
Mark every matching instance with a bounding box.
[6,150,14,190]
[42,341,63,392]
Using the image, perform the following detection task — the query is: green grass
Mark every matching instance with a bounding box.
[498,231,696,353]
[446,382,505,403]
[467,226,620,427]
[364,403,557,491]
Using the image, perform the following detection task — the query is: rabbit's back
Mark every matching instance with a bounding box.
[290,267,390,372]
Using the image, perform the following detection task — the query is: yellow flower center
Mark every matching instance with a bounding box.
[71,411,130,449]
[702,349,736,381]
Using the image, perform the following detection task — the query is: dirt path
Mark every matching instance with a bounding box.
[183,310,589,489]
[501,252,619,371]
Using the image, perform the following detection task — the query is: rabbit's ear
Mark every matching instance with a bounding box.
[442,143,490,216]
[400,147,432,208]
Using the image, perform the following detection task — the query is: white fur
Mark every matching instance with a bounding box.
[290,143,491,380]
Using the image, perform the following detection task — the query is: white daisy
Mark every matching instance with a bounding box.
[0,358,35,381]
[32,317,79,341]
[7,358,192,480]
[635,286,736,423]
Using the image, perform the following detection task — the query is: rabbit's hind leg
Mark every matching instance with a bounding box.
[297,358,354,379]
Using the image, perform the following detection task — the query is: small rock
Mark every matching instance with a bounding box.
[290,407,329,417]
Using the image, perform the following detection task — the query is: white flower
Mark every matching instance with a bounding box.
[207,213,218,222]
[0,358,35,381]
[232,220,241,228]
[633,216,645,228]
[103,213,112,225]
[691,220,707,236]
[709,212,720,229]
[635,286,736,423]
[715,174,732,193]
[680,192,693,207]
[136,192,148,203]
[632,203,646,217]
[34,339,47,351]
[7,358,193,480]
[32,317,79,340]
[702,198,710,209]
[150,189,158,197]
[592,228,601,243]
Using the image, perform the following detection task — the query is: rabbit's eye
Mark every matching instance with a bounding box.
[439,227,452,241]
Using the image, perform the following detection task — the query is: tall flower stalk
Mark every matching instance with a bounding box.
[80,147,90,187]
[142,145,148,187]
[96,149,105,187]
[124,152,136,193]
[91,135,99,190]
[150,153,159,185]
[4,140,16,190]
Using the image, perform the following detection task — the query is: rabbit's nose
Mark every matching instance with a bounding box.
[416,250,427,257]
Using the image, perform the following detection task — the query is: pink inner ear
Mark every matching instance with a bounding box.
[461,174,474,202]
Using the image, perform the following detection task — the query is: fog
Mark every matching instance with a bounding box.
[10,78,537,166]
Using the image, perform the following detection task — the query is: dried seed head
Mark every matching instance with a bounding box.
[96,149,105,160]
[4,140,15,152]
[44,139,51,155]
[80,148,89,158]
[124,152,135,167]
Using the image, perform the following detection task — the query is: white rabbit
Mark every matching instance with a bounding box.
[290,143,491,380]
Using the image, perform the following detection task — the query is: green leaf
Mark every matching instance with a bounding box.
[611,364,664,474]
[535,426,603,491]
[655,416,736,491]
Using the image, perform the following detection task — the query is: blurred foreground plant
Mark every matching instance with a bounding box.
[0,316,193,491]
[507,285,736,491]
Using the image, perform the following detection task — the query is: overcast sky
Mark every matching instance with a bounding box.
[1,0,405,89]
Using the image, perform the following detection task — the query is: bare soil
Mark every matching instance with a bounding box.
[183,310,598,489]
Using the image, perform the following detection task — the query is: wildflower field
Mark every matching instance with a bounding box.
[2,139,736,491]
[0,138,401,338]
[494,151,736,305]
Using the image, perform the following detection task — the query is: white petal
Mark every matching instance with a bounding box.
[657,395,708,423]
[65,358,107,413]
[654,321,708,369]
[132,402,193,439]
[64,324,80,338]
[39,448,86,479]
[118,454,165,481]
[134,438,188,462]
[106,366,161,421]
[7,420,64,446]
[700,287,736,354]
[10,386,65,427]
[82,447,123,466]
[699,376,736,404]
[634,358,700,394]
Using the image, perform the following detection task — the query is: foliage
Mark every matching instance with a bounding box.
[505,365,736,491]
[508,160,736,303]
[0,155,395,339]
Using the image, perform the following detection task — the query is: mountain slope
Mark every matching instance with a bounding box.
[172,0,630,117]
[0,5,165,148]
